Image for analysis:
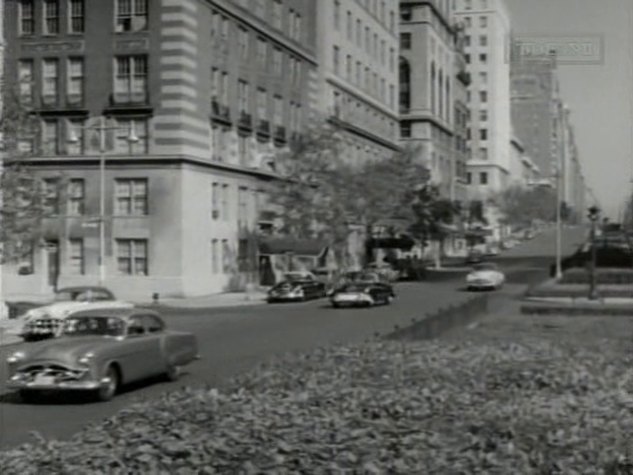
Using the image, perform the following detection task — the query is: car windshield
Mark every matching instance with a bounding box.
[54,288,113,302]
[341,284,368,292]
[284,273,311,282]
[474,263,497,271]
[62,316,125,337]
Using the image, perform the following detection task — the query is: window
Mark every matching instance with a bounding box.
[479,16,487,27]
[221,184,229,220]
[211,182,220,218]
[42,58,59,104]
[238,135,249,165]
[389,48,395,71]
[221,239,230,273]
[479,109,487,121]
[238,80,250,113]
[365,26,370,52]
[18,0,35,35]
[346,54,352,80]
[464,35,470,46]
[479,90,487,102]
[114,117,148,154]
[256,37,268,66]
[479,71,487,83]
[479,172,488,185]
[43,0,59,35]
[272,0,282,29]
[400,122,411,138]
[211,239,219,273]
[479,53,487,63]
[238,27,249,59]
[272,47,283,75]
[68,239,84,275]
[356,19,361,45]
[273,95,283,126]
[42,120,59,155]
[69,0,84,33]
[480,0,488,7]
[18,60,34,105]
[115,178,148,215]
[238,186,248,227]
[466,172,472,184]
[292,12,302,41]
[465,54,470,64]
[257,88,267,121]
[67,58,84,104]
[479,147,488,159]
[42,178,60,214]
[114,56,148,103]
[479,35,487,46]
[117,239,148,276]
[66,119,85,155]
[400,5,412,20]
[332,45,340,74]
[334,0,340,29]
[479,128,487,140]
[389,10,394,32]
[67,179,85,215]
[464,16,471,27]
[464,0,472,9]
[115,0,148,32]
[400,33,411,50]
[346,11,352,39]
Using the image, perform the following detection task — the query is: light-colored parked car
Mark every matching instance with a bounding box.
[466,263,506,291]
[7,308,199,402]
[365,262,400,282]
[20,286,133,341]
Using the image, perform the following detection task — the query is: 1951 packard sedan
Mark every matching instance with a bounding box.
[6,308,199,402]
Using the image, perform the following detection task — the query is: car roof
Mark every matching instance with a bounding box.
[68,307,159,320]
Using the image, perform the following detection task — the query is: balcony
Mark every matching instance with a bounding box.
[274,125,286,142]
[211,99,231,122]
[257,119,270,136]
[237,111,252,130]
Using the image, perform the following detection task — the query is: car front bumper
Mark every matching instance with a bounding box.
[267,295,304,302]
[467,280,495,289]
[331,293,373,306]
[7,374,111,391]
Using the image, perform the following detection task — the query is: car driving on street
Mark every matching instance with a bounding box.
[267,272,327,302]
[465,262,506,291]
[330,282,395,308]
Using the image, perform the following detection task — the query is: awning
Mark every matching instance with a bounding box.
[368,235,416,250]
[258,237,328,257]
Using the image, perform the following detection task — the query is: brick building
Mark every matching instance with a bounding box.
[2,0,317,300]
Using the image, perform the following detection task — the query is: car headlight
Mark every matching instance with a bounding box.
[77,352,95,366]
[7,351,26,364]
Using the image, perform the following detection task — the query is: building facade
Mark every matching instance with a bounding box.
[2,0,317,300]
[399,0,456,198]
[455,0,511,195]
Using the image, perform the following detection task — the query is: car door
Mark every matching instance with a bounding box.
[141,314,169,376]
[118,315,163,382]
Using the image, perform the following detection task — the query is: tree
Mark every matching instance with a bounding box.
[409,184,461,268]
[0,84,49,263]
[490,184,558,229]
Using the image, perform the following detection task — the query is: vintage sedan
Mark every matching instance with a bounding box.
[466,262,506,291]
[20,286,133,341]
[6,308,199,402]
[267,275,327,303]
[330,282,395,308]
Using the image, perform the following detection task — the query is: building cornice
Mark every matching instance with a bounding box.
[326,76,399,121]
[400,112,453,135]
[328,117,401,152]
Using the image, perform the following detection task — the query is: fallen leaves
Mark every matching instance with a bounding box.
[2,337,633,473]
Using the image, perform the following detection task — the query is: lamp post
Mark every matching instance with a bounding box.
[68,116,138,285]
[587,205,600,300]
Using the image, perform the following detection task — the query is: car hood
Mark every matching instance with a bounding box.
[24,301,133,320]
[467,271,500,280]
[14,336,120,369]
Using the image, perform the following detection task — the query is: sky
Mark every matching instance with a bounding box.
[505,0,633,220]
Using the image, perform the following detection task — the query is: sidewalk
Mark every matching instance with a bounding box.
[135,289,270,309]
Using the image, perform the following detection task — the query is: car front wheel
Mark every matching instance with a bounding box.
[96,365,120,402]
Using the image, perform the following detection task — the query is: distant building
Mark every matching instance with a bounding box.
[509,134,540,187]
[455,0,512,195]
[2,0,317,300]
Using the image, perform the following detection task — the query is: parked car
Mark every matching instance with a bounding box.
[465,262,506,291]
[267,275,327,303]
[6,308,199,402]
[20,286,133,342]
[330,282,395,308]
[365,262,400,282]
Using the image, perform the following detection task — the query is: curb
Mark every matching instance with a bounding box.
[520,302,633,316]
[385,294,489,341]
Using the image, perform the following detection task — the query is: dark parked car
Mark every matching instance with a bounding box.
[465,250,484,264]
[267,275,327,303]
[330,282,395,308]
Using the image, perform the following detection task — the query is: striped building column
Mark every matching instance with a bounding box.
[155,0,210,159]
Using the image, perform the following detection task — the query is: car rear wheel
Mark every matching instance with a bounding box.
[96,365,120,402]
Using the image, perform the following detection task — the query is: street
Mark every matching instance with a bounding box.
[0,227,586,449]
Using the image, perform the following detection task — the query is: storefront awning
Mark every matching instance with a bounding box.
[258,237,327,256]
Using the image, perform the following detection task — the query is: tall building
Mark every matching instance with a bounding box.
[317,0,400,167]
[455,0,512,195]
[510,53,559,182]
[2,0,317,300]
[399,0,458,199]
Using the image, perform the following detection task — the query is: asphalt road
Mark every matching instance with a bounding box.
[0,226,587,449]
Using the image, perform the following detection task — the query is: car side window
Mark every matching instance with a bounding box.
[143,315,165,333]
[127,316,145,336]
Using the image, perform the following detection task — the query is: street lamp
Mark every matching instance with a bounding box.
[68,116,138,285]
[587,205,601,300]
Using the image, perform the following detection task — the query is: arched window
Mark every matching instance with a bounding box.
[399,57,411,112]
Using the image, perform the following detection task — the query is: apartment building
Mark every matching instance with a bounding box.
[317,0,400,167]
[399,0,457,199]
[2,0,317,300]
[455,0,512,194]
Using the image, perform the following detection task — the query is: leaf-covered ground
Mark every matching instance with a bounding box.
[2,314,633,474]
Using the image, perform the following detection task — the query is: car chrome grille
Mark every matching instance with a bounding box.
[24,318,63,334]
[20,364,86,382]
